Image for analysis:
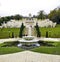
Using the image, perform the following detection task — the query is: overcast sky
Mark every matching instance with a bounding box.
[0,0,60,16]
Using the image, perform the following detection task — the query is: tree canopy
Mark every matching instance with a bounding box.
[0,14,23,25]
[37,10,47,20]
[48,8,60,24]
[0,7,60,26]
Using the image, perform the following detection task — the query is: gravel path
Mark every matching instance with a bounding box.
[0,51,60,62]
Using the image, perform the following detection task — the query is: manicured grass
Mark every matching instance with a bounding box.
[56,24,60,27]
[40,26,60,38]
[0,28,20,39]
[0,24,60,38]
[0,41,20,47]
[31,41,60,55]
[39,41,60,47]
[31,46,60,55]
[0,41,24,55]
[0,41,60,55]
[0,47,24,55]
[52,42,60,47]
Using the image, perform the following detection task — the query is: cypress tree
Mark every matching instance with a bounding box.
[19,23,25,38]
[46,31,48,38]
[12,32,14,38]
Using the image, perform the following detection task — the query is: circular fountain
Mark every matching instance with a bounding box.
[18,25,40,48]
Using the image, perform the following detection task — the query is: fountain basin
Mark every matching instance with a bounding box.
[23,36,34,40]
[18,36,40,48]
[18,36,39,42]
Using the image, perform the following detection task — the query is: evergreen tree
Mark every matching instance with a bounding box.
[35,23,41,37]
[46,31,48,38]
[12,32,14,38]
[37,10,46,20]
[19,23,25,38]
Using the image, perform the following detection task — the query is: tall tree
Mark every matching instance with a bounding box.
[37,10,46,20]
[35,23,41,37]
[48,8,60,24]
[19,23,25,38]
[14,14,22,20]
[12,32,14,38]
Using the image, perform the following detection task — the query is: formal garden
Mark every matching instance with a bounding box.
[0,23,60,55]
[0,24,60,39]
[31,41,60,55]
[0,40,60,55]
[0,7,60,55]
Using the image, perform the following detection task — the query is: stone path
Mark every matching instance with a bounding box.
[0,51,60,62]
[0,38,60,43]
[0,38,20,43]
[38,38,60,42]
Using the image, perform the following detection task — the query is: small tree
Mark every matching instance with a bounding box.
[19,23,25,38]
[35,22,41,37]
[46,31,48,38]
[12,32,14,38]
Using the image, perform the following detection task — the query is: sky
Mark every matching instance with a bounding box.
[0,0,60,17]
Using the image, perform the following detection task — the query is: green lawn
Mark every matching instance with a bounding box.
[0,47,24,55]
[0,41,24,55]
[31,41,60,55]
[0,28,20,39]
[40,26,60,38]
[0,24,60,38]
[31,47,60,55]
[56,24,60,27]
[0,41,60,55]
[0,41,20,47]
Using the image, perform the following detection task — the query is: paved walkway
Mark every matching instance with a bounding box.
[0,38,20,43]
[0,51,60,62]
[0,38,60,43]
[38,38,60,42]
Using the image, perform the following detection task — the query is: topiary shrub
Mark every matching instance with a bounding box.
[19,23,25,38]
[46,31,48,38]
[35,22,41,37]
